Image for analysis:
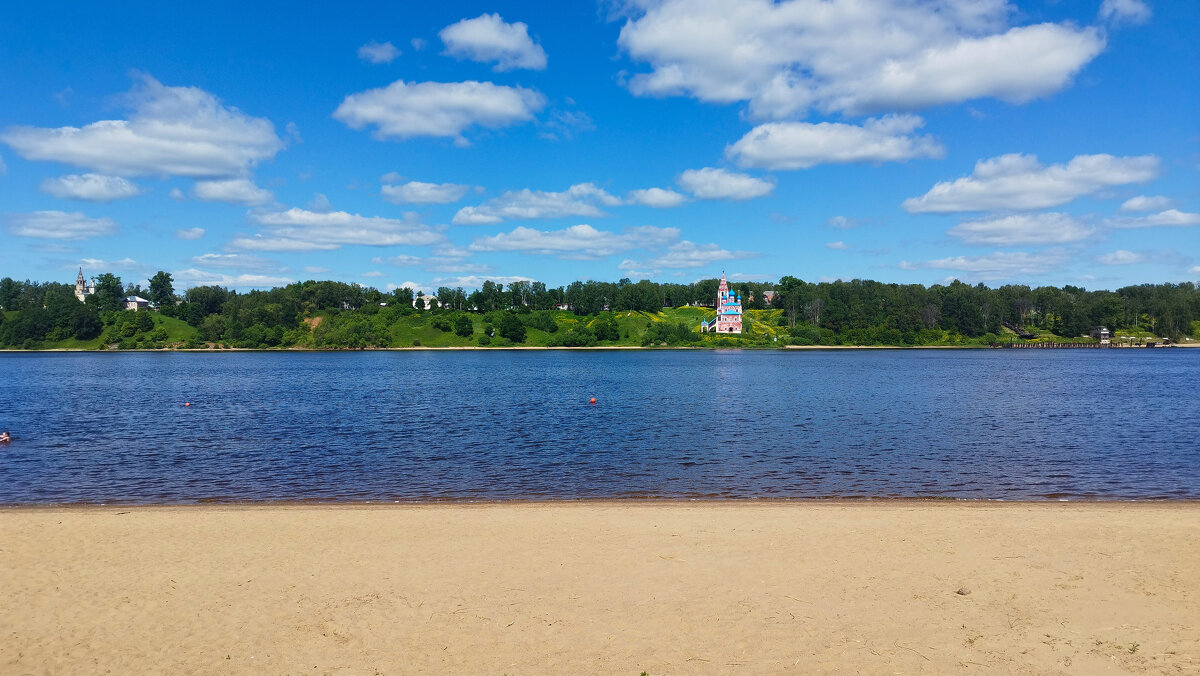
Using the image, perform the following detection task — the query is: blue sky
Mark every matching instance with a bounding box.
[1,0,1197,292]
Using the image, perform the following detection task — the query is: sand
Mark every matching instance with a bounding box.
[2,502,1197,675]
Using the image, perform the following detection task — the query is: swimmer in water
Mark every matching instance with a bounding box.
[0,431,10,443]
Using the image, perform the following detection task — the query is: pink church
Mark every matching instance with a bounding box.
[701,272,742,334]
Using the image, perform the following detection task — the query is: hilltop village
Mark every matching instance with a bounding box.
[0,270,1196,350]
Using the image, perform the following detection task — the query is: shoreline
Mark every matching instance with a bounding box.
[6,496,1200,509]
[3,501,1196,673]
[4,343,1196,352]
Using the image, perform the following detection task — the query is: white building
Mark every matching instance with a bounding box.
[124,296,150,311]
[74,268,96,302]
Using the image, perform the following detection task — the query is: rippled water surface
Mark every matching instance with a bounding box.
[1,350,1197,502]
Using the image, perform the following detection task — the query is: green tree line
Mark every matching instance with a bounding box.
[1,272,1196,349]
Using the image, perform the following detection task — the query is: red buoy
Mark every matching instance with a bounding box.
[184,402,191,407]
[589,397,596,405]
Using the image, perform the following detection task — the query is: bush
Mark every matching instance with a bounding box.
[498,313,526,343]
[593,314,619,341]
[431,317,453,332]
[526,310,558,333]
[454,314,474,337]
[478,334,491,346]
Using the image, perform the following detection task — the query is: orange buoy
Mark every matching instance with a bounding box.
[589,397,596,404]
[184,402,191,407]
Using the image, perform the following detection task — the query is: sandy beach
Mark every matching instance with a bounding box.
[2,502,1197,674]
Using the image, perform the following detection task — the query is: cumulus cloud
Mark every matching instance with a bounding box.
[430,274,534,289]
[1099,0,1151,26]
[173,268,294,289]
[176,227,205,240]
[333,80,545,145]
[825,241,850,250]
[619,240,757,273]
[469,224,679,259]
[902,153,1160,213]
[78,257,141,271]
[626,187,688,208]
[382,180,471,204]
[1098,249,1144,265]
[190,253,285,271]
[1,74,283,177]
[307,193,332,212]
[8,210,118,240]
[1119,195,1173,213]
[439,13,547,71]
[232,207,445,252]
[899,250,1067,279]
[192,178,274,205]
[677,167,774,201]
[39,173,141,202]
[454,183,622,224]
[948,212,1095,246]
[727,115,943,170]
[358,41,400,64]
[1107,210,1200,229]
[617,0,1104,118]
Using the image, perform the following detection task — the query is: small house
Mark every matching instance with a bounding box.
[124,296,150,311]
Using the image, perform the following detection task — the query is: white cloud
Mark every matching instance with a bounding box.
[0,153,6,174]
[362,271,385,278]
[8,211,118,240]
[169,187,186,200]
[382,180,471,204]
[617,0,1104,118]
[626,187,688,208]
[1190,266,1200,275]
[190,253,284,271]
[620,240,757,273]
[358,41,400,64]
[1099,0,1151,26]
[726,115,943,170]
[826,216,858,229]
[39,173,141,202]
[333,80,545,145]
[439,13,547,71]
[469,224,679,259]
[430,274,534,289]
[192,178,274,205]
[303,266,330,274]
[307,193,332,212]
[1107,210,1200,229]
[410,38,427,51]
[899,250,1067,279]
[176,227,206,240]
[78,257,140,271]
[1,74,283,177]
[233,207,445,251]
[677,167,774,201]
[454,182,622,224]
[173,268,294,289]
[1098,250,1144,265]
[379,254,490,275]
[948,212,1094,246]
[902,153,1160,213]
[825,241,850,250]
[1119,195,1174,213]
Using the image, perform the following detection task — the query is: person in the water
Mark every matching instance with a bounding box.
[0,431,10,443]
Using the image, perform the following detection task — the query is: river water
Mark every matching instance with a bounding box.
[0,349,1196,503]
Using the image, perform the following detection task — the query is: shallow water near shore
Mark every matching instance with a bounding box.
[0,350,1196,503]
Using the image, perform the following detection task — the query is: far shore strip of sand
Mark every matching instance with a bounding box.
[2,501,1197,674]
